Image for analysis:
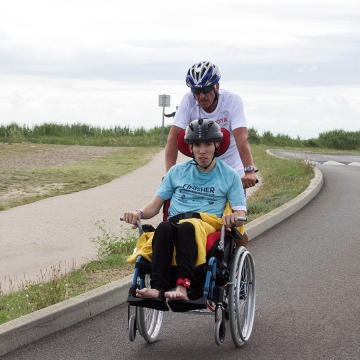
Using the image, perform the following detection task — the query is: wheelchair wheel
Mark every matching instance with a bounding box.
[228,246,256,347]
[137,274,164,343]
[128,314,137,342]
[214,319,226,346]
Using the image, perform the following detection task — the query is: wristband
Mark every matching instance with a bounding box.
[137,210,144,219]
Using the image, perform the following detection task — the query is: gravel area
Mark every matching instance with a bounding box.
[0,144,121,170]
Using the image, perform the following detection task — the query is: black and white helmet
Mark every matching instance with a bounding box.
[184,118,223,144]
[186,61,221,88]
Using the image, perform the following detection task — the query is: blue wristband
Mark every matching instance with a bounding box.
[138,210,144,219]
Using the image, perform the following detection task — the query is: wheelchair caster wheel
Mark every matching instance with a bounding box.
[128,314,137,342]
[214,319,226,345]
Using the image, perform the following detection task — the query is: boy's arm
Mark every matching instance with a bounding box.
[123,196,165,227]
[222,210,246,229]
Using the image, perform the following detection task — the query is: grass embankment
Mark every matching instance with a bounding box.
[0,144,314,324]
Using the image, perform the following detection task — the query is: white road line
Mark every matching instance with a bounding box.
[322,161,345,166]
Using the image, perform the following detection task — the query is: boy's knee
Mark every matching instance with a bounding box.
[178,222,195,236]
[156,221,173,233]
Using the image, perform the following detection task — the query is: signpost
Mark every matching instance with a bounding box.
[158,94,170,145]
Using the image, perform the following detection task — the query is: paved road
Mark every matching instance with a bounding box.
[270,149,360,166]
[2,153,360,359]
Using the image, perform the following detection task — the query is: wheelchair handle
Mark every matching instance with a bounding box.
[255,168,259,184]
[120,217,143,235]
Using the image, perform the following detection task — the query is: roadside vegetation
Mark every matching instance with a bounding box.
[1,122,360,150]
[0,122,358,324]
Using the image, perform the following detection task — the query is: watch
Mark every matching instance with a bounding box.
[244,165,255,172]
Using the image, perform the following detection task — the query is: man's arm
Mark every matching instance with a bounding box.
[165,125,183,172]
[123,196,164,227]
[232,127,257,188]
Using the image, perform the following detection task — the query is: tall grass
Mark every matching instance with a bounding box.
[1,122,360,150]
[0,123,169,146]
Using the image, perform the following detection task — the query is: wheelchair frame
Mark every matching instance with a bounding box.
[126,219,256,347]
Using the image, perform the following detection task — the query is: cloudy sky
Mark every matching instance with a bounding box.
[0,0,359,139]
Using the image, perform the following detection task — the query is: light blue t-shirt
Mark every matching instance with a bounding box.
[156,158,246,219]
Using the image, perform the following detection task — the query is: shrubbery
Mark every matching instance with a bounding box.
[0,122,359,150]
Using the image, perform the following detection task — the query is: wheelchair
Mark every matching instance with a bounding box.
[125,215,256,347]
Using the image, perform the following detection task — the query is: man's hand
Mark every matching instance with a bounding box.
[241,172,257,189]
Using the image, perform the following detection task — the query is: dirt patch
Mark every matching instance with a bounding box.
[0,143,122,170]
[83,264,134,289]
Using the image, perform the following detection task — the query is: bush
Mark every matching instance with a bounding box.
[318,129,360,150]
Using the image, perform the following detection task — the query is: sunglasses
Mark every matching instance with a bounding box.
[191,85,214,95]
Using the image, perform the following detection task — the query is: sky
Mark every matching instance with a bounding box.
[0,0,359,139]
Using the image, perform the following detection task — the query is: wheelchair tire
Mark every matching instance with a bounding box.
[137,307,164,343]
[136,274,164,343]
[228,246,256,347]
[128,315,137,342]
[214,319,226,346]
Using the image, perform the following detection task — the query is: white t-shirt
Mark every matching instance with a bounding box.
[173,89,247,178]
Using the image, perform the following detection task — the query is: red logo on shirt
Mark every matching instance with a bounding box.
[215,118,228,125]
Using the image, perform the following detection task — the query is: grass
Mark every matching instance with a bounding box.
[0,143,315,324]
[245,145,314,222]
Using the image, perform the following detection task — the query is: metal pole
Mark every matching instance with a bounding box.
[161,95,165,145]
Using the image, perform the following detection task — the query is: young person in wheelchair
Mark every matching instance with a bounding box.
[122,118,246,311]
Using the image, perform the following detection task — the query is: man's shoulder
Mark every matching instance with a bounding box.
[169,159,192,172]
[219,88,241,100]
[181,91,196,102]
[216,158,239,176]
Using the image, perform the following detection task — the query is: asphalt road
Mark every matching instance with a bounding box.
[270,149,360,165]
[2,153,360,360]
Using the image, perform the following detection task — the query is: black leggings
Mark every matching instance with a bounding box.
[150,221,204,292]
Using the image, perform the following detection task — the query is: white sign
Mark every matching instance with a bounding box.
[158,94,170,107]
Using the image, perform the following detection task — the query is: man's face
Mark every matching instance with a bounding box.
[193,83,219,112]
[189,141,219,168]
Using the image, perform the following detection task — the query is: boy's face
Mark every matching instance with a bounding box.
[189,141,219,168]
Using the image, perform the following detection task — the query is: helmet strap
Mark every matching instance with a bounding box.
[212,89,219,106]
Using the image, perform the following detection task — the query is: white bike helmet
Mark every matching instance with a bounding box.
[186,61,221,88]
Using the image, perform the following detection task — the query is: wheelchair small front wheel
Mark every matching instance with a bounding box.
[128,314,137,342]
[214,319,226,346]
[137,307,164,344]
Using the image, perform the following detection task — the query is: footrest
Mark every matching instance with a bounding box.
[168,297,207,313]
[127,293,169,311]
